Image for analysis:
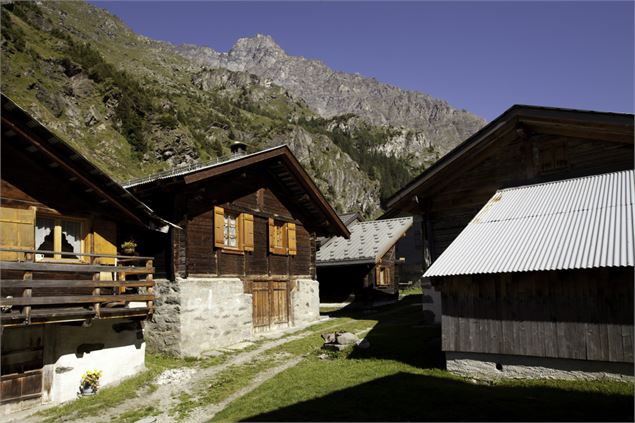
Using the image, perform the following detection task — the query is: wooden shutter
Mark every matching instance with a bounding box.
[242,213,254,252]
[214,206,225,248]
[268,217,275,253]
[287,223,297,256]
[0,206,35,261]
[93,219,117,265]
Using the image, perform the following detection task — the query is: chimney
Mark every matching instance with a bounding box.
[230,141,247,156]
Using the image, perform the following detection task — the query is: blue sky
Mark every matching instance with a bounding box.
[92,1,634,121]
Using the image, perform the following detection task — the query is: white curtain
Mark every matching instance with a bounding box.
[35,217,53,250]
[61,220,81,254]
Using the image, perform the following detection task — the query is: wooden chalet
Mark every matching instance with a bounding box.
[382,105,634,379]
[0,94,172,409]
[317,217,413,305]
[125,144,349,356]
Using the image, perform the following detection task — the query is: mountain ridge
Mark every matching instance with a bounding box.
[1,1,485,217]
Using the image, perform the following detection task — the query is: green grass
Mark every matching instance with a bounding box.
[213,296,634,422]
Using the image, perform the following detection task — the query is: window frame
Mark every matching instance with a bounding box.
[222,211,242,252]
[34,213,88,263]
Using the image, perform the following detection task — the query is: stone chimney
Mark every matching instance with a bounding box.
[230,141,247,156]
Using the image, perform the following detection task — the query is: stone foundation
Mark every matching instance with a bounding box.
[146,277,321,357]
[145,277,252,357]
[446,352,634,381]
[291,279,320,325]
[1,319,145,414]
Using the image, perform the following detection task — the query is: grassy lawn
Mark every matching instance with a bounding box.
[213,295,634,422]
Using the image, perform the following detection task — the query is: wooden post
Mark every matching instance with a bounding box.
[23,253,33,325]
[93,272,101,318]
[146,259,154,314]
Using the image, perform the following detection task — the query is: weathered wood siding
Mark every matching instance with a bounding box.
[425,135,633,262]
[184,188,315,279]
[440,267,634,363]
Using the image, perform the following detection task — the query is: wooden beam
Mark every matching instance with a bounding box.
[0,280,155,288]
[0,294,154,306]
[0,262,154,274]
[1,116,146,226]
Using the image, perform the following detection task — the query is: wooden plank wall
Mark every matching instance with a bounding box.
[185,188,315,279]
[440,267,634,363]
[427,135,634,262]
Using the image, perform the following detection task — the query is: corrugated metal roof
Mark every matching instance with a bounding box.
[317,217,413,266]
[424,170,635,277]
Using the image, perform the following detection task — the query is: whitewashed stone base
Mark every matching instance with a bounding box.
[291,279,320,325]
[446,352,634,381]
[146,277,321,357]
[1,318,145,414]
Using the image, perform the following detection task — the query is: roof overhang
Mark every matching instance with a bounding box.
[383,105,634,217]
[127,145,349,238]
[1,94,178,232]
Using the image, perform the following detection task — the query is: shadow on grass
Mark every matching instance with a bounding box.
[240,371,634,422]
[323,294,444,369]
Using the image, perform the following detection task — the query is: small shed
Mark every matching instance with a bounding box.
[317,217,413,304]
[425,170,634,379]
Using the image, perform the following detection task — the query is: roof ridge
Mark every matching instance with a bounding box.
[123,144,287,187]
[497,169,633,194]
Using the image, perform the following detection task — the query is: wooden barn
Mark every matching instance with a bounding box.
[316,217,413,305]
[0,94,171,410]
[382,105,634,378]
[125,144,349,356]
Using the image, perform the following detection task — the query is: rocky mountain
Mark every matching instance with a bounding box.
[0,2,485,217]
[175,35,485,156]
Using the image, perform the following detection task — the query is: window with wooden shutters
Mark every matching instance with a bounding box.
[0,206,35,261]
[268,219,297,255]
[376,266,390,286]
[214,206,254,252]
[268,218,288,255]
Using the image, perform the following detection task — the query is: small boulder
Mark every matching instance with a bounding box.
[356,339,370,349]
[335,332,359,345]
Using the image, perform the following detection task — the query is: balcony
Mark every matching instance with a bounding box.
[0,249,155,327]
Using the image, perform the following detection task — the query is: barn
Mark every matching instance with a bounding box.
[0,94,171,411]
[317,217,413,305]
[125,144,349,356]
[382,105,634,378]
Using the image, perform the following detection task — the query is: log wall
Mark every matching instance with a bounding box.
[440,267,634,363]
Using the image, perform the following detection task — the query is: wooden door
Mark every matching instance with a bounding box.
[252,281,271,328]
[0,345,43,404]
[252,280,289,329]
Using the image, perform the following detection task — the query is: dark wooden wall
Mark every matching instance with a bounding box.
[424,135,633,262]
[440,267,634,363]
[184,187,315,279]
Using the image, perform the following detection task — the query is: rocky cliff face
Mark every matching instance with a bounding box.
[175,34,485,155]
[1,2,484,217]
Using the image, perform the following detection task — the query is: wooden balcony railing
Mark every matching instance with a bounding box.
[0,248,155,327]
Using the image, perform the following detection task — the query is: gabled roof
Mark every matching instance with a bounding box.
[317,217,413,266]
[383,105,634,216]
[424,170,634,277]
[125,145,350,238]
[1,94,176,231]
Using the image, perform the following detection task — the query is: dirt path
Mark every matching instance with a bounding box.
[182,356,304,423]
[17,317,352,423]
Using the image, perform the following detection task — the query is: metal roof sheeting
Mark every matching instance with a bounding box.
[317,217,413,266]
[424,170,635,277]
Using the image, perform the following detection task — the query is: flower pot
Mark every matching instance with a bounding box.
[122,248,136,255]
[81,384,95,396]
